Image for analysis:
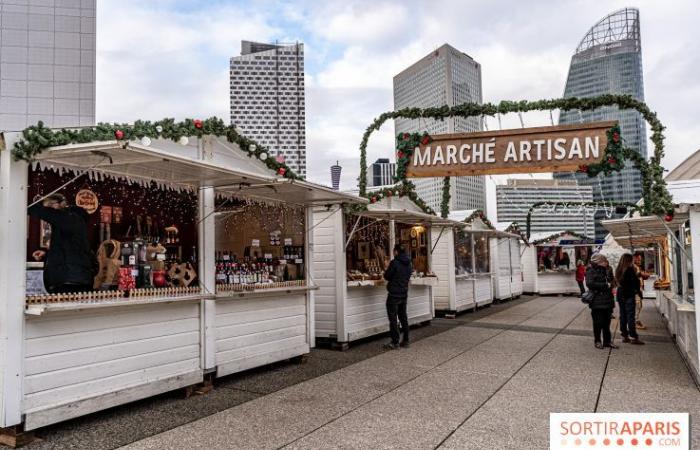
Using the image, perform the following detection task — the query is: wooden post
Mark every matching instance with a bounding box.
[305,206,315,348]
[0,138,28,427]
[198,186,216,371]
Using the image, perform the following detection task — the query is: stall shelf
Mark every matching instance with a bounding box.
[0,131,361,431]
[523,231,599,295]
[491,222,525,301]
[602,175,700,381]
[312,195,449,345]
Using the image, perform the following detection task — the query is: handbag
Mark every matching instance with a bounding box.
[581,290,595,305]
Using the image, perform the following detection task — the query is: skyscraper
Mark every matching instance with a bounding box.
[330,161,342,190]
[0,0,96,131]
[393,44,486,213]
[555,8,646,237]
[366,158,396,188]
[230,41,306,178]
[497,179,595,237]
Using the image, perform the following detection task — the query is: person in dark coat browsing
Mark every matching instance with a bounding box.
[28,193,96,294]
[586,253,618,349]
[383,244,412,349]
[615,254,645,345]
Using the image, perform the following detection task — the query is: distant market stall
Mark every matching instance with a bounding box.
[312,193,456,347]
[522,231,601,295]
[0,120,362,432]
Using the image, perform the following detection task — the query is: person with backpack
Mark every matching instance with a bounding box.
[585,253,618,349]
[383,244,412,350]
[615,254,645,345]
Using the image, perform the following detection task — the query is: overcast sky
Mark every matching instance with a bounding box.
[96,0,699,191]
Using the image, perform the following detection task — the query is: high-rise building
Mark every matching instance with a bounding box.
[0,0,96,131]
[366,158,396,188]
[497,179,595,237]
[393,44,486,213]
[555,8,646,238]
[330,161,342,190]
[230,41,306,178]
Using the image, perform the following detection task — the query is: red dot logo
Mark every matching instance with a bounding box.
[645,438,653,446]
[589,439,596,446]
[603,438,611,446]
[617,438,624,446]
[631,438,638,446]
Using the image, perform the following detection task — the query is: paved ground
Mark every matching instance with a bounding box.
[25,295,700,450]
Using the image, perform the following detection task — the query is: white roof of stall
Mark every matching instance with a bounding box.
[28,136,364,206]
[529,231,596,246]
[666,148,700,182]
[601,213,688,249]
[357,196,460,226]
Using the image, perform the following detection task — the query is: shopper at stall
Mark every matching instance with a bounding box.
[28,193,96,294]
[383,244,412,350]
[575,260,586,295]
[586,253,618,349]
[633,254,650,330]
[615,254,645,345]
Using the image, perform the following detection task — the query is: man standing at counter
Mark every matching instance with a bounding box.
[384,244,412,350]
[28,193,96,294]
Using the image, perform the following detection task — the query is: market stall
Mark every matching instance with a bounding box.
[312,195,449,346]
[602,179,698,380]
[429,210,502,314]
[522,231,600,295]
[491,222,525,301]
[0,129,361,431]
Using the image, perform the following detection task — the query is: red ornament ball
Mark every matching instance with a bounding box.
[370,196,377,203]
[607,158,616,164]
[114,129,124,140]
[277,167,286,176]
[397,151,404,159]
[193,119,203,129]
[386,191,393,197]
[421,135,430,145]
[664,213,674,222]
[613,132,620,142]
[578,165,588,173]
[403,133,410,140]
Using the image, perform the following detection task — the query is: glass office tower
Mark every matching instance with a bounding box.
[555,8,647,238]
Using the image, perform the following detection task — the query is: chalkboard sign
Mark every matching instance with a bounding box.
[26,270,47,295]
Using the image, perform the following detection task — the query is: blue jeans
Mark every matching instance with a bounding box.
[618,296,638,339]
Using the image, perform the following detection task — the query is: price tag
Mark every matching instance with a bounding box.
[279,260,287,265]
[295,259,303,264]
[223,254,230,261]
[284,238,293,246]
[264,253,273,259]
[131,269,139,277]
[156,253,166,261]
[252,239,260,247]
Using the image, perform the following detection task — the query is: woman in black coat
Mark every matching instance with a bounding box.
[615,254,645,345]
[585,254,618,349]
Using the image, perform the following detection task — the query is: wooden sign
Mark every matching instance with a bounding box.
[75,189,99,214]
[405,121,617,177]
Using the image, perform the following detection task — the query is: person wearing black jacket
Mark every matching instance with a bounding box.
[615,254,645,345]
[383,244,412,349]
[28,193,96,294]
[585,254,618,349]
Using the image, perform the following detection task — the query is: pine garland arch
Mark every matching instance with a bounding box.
[358,94,673,220]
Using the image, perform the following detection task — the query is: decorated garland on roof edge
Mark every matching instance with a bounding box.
[11,117,301,180]
[525,201,641,240]
[358,94,673,221]
[462,209,495,230]
[530,230,592,246]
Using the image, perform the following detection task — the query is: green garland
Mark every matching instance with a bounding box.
[525,201,641,240]
[440,177,451,218]
[11,117,301,180]
[461,209,495,230]
[530,230,592,246]
[503,222,529,245]
[358,94,673,220]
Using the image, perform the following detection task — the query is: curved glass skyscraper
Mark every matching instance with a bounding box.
[555,8,646,237]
